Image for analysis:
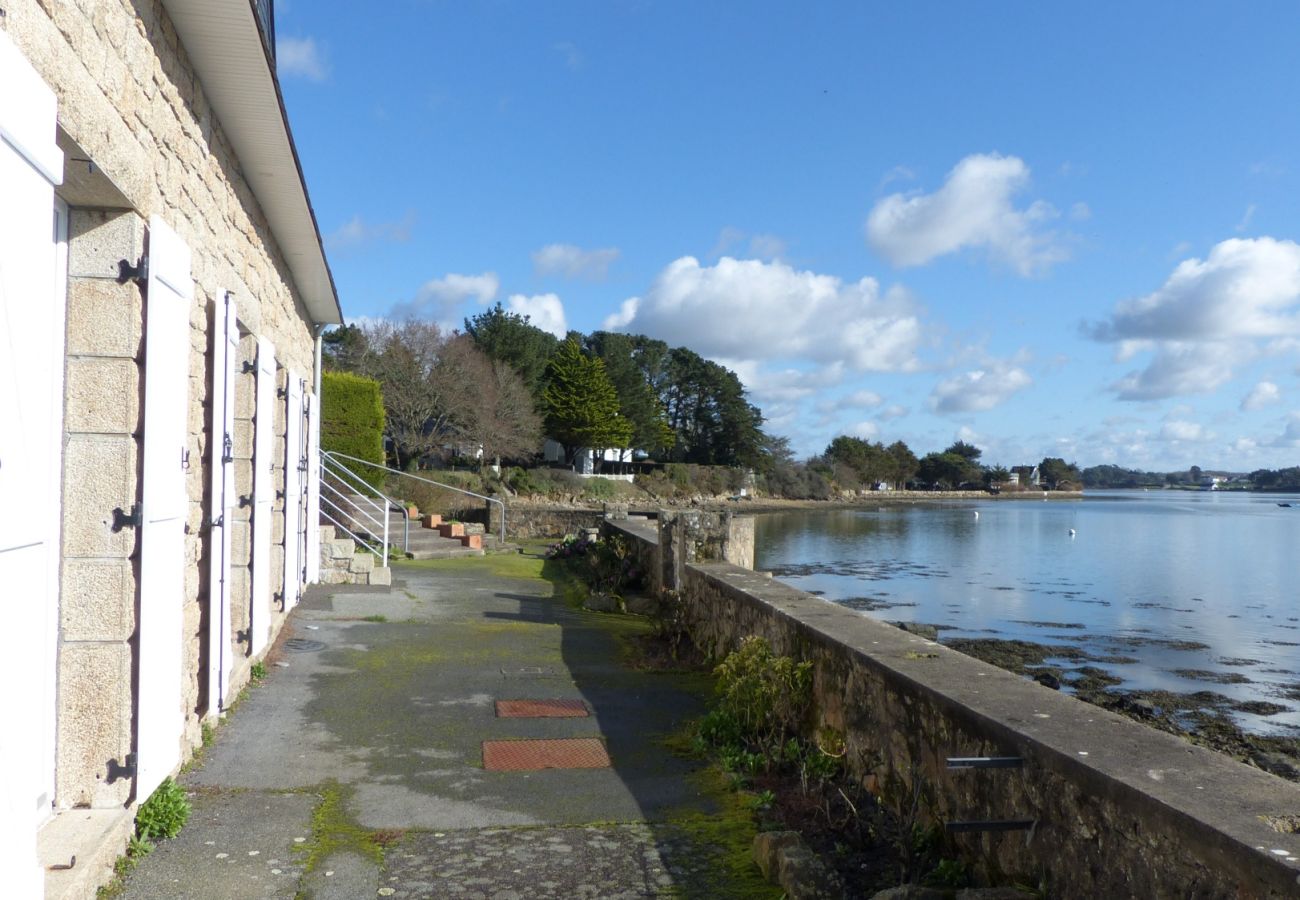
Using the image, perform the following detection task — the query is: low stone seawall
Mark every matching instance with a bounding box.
[496,505,606,540]
[604,518,1300,898]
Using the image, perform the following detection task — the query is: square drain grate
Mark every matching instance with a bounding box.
[495,699,589,718]
[482,738,611,771]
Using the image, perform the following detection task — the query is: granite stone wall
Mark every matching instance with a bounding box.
[604,520,1300,897]
[6,0,319,809]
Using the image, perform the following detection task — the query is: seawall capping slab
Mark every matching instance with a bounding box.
[686,560,1300,894]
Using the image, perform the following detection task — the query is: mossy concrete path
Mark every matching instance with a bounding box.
[118,551,777,898]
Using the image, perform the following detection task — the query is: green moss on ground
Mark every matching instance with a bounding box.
[297,782,384,874]
[651,768,782,899]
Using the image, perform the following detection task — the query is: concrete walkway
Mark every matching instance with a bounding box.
[117,552,777,899]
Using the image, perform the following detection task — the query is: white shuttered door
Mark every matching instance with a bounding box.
[283,372,303,610]
[206,294,236,715]
[0,29,64,892]
[137,216,193,801]
[305,387,321,584]
[250,338,275,654]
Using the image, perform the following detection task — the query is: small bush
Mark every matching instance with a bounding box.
[546,533,645,596]
[135,777,190,841]
[713,636,812,751]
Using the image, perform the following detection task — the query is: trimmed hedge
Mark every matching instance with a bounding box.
[321,371,386,488]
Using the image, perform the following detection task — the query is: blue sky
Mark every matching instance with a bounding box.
[274,1,1300,470]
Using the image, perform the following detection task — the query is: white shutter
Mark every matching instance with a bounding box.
[305,386,321,584]
[205,294,236,715]
[250,337,275,654]
[283,371,303,610]
[137,216,192,801]
[0,28,62,893]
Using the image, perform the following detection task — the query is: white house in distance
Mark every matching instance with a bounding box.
[1,2,339,895]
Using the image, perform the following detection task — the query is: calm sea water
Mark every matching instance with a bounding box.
[754,491,1300,734]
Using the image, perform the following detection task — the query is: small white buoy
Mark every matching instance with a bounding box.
[973,511,979,519]
[1069,528,1076,536]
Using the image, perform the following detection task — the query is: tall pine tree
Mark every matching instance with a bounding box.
[541,338,632,465]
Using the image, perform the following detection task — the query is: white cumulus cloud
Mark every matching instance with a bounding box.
[390,272,499,322]
[865,153,1069,275]
[833,390,884,411]
[1269,414,1300,448]
[507,293,568,338]
[1091,238,1300,342]
[277,36,329,81]
[1159,420,1207,442]
[1241,380,1282,411]
[929,362,1032,414]
[616,256,923,372]
[1108,341,1251,401]
[1091,237,1300,400]
[532,244,620,280]
[602,297,639,330]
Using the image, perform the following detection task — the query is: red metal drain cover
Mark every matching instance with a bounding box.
[482,738,611,771]
[495,699,589,718]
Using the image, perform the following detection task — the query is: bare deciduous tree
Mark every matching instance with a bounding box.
[440,336,542,470]
[357,320,458,470]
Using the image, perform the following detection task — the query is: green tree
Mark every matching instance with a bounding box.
[983,465,1011,488]
[583,331,675,457]
[1039,457,1081,490]
[661,347,764,467]
[944,440,982,464]
[823,435,895,488]
[321,323,371,372]
[541,338,632,465]
[917,451,980,489]
[464,303,560,395]
[885,440,919,488]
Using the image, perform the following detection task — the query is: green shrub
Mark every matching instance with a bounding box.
[713,636,812,750]
[321,371,385,489]
[136,777,190,841]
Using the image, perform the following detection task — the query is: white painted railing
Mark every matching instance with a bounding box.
[319,451,408,565]
[322,451,506,545]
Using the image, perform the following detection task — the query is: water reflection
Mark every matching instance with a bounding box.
[755,492,1300,734]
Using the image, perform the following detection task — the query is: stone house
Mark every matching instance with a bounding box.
[0,2,340,895]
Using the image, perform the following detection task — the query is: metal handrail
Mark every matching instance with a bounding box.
[320,452,409,553]
[322,450,506,545]
[318,453,409,565]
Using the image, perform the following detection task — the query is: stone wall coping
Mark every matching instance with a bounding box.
[687,560,1300,889]
[608,518,658,545]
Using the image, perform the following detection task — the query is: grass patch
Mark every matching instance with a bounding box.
[362,614,388,623]
[297,782,385,873]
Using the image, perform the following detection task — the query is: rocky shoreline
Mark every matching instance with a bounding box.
[929,633,1300,783]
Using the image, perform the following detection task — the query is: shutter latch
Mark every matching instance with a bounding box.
[117,254,149,285]
[111,503,143,531]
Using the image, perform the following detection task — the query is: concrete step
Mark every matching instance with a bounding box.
[40,808,133,900]
[405,545,484,560]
